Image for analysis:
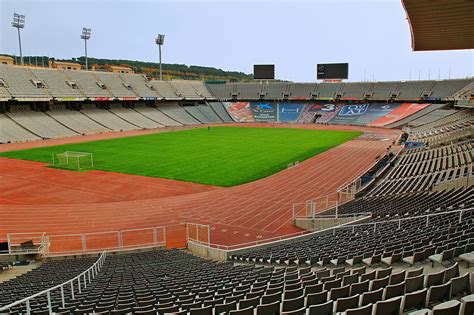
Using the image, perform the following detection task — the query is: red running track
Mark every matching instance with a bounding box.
[0,124,400,250]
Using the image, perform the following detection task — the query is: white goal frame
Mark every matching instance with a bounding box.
[52,151,94,170]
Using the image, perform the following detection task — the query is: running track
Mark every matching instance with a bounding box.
[0,123,400,250]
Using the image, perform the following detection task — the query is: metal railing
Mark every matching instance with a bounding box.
[0,251,107,314]
[194,207,473,253]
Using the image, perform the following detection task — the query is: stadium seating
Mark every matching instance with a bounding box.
[6,108,79,139]
[0,113,40,143]
[108,105,163,129]
[30,68,85,100]
[158,102,201,124]
[0,65,51,100]
[64,70,113,99]
[93,71,138,99]
[80,105,140,131]
[1,248,472,315]
[48,106,110,135]
[208,102,235,122]
[133,105,182,126]
[119,74,161,99]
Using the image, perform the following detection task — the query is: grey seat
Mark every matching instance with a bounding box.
[345,303,373,315]
[256,301,280,315]
[428,248,454,267]
[372,296,402,315]
[281,296,304,312]
[239,296,260,309]
[370,275,390,291]
[407,267,424,278]
[329,284,350,300]
[424,270,445,288]
[346,255,363,266]
[461,294,474,315]
[459,252,474,268]
[432,299,461,315]
[403,250,425,267]
[427,282,451,306]
[229,306,255,315]
[449,273,472,298]
[443,262,459,283]
[376,267,392,279]
[401,288,427,313]
[360,288,383,306]
[389,270,406,285]
[307,300,333,315]
[383,281,406,300]
[306,290,328,307]
[406,274,424,293]
[335,294,360,313]
[189,305,213,315]
[304,283,323,296]
[350,280,370,296]
[381,252,402,266]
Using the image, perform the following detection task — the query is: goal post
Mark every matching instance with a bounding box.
[52,151,94,170]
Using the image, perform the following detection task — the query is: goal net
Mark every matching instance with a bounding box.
[53,151,94,170]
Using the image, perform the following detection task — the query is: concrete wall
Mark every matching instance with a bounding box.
[295,216,367,231]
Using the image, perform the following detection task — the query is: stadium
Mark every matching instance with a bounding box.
[0,0,473,314]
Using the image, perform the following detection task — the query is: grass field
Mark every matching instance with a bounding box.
[0,127,362,186]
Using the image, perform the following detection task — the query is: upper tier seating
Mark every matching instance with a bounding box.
[93,72,138,99]
[65,70,113,99]
[120,74,159,99]
[0,65,50,100]
[170,81,202,99]
[30,68,84,99]
[150,81,180,99]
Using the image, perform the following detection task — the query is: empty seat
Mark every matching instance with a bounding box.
[402,288,428,313]
[335,294,360,313]
[432,299,461,315]
[256,301,280,315]
[372,296,402,315]
[307,300,333,315]
[427,282,451,306]
[383,281,406,299]
[345,303,373,315]
[461,294,474,315]
[449,272,472,298]
[229,306,255,315]
[406,274,424,293]
[360,288,384,306]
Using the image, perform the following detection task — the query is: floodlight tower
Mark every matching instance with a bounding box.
[11,13,25,65]
[81,27,92,70]
[155,34,165,80]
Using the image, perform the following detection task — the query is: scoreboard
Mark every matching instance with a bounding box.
[254,64,275,80]
[317,63,349,80]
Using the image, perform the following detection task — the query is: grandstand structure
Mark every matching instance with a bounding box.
[0,64,473,315]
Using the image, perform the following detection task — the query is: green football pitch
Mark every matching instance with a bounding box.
[0,127,362,187]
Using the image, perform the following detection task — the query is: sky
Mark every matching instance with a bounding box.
[0,0,473,82]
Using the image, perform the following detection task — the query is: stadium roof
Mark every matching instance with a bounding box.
[402,0,474,51]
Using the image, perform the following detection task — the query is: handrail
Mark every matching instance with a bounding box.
[0,251,107,314]
[198,207,473,253]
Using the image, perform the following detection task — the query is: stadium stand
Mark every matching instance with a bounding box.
[157,102,201,124]
[119,74,160,99]
[93,72,138,99]
[48,105,110,135]
[133,105,182,126]
[205,83,234,100]
[208,101,235,122]
[64,70,113,99]
[289,83,317,99]
[150,81,180,99]
[235,83,263,100]
[197,104,223,123]
[0,65,51,101]
[340,83,374,99]
[190,81,214,99]
[170,81,202,100]
[397,81,436,100]
[30,68,85,100]
[80,105,140,131]
[108,105,163,129]
[0,257,97,308]
[0,113,40,143]
[184,105,213,123]
[370,81,402,100]
[430,79,473,100]
[263,83,290,99]
[386,103,447,128]
[6,108,79,139]
[3,248,472,315]
[315,83,343,99]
